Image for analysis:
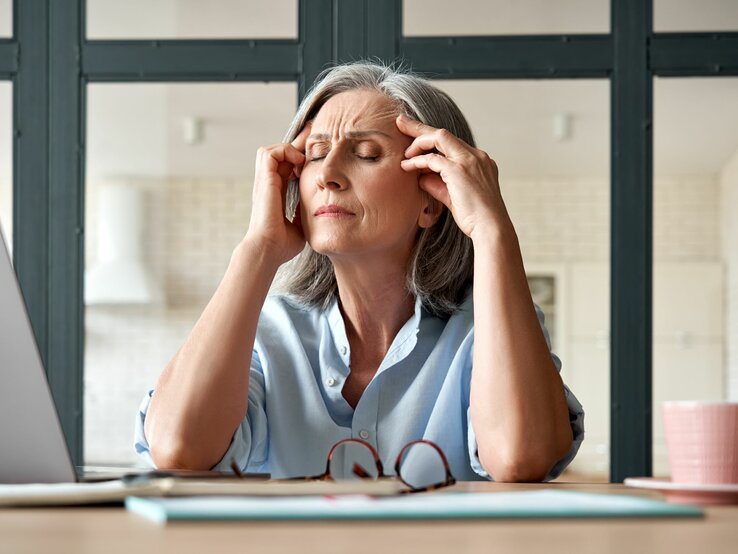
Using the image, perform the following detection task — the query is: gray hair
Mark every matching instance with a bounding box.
[275,61,474,318]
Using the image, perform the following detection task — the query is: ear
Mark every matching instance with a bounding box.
[418,194,444,229]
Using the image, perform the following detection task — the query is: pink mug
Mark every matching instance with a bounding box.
[662,401,738,484]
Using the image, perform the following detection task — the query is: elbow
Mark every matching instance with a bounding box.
[144,402,233,471]
[144,413,200,470]
[149,436,221,471]
[149,439,201,471]
[479,438,572,483]
[480,451,550,483]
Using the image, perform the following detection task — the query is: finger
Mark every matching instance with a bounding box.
[400,152,455,176]
[419,173,451,208]
[404,128,469,159]
[291,122,312,152]
[395,113,437,138]
[276,160,294,182]
[397,114,472,159]
[263,143,306,170]
[290,126,311,178]
[403,134,442,158]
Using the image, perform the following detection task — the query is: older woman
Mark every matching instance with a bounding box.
[135,62,584,483]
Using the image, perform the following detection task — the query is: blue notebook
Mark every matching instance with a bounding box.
[126,490,703,524]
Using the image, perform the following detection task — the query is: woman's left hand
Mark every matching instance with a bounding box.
[397,114,511,240]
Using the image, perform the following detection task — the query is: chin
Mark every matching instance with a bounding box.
[308,242,350,257]
[306,234,356,257]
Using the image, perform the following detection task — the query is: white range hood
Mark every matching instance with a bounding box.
[85,182,165,306]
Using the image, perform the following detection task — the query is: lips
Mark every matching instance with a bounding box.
[314,204,356,217]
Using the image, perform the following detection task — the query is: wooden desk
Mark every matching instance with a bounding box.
[1,482,736,554]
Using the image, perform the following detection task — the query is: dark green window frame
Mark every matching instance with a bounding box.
[1,0,737,481]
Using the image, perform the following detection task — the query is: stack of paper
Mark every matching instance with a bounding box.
[125,490,704,524]
[0,477,404,506]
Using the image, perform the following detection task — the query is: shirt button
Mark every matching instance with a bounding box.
[325,377,336,387]
[340,346,347,355]
[359,429,370,440]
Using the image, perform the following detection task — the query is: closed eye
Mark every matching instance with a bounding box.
[308,154,379,162]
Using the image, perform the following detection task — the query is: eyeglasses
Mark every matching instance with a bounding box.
[272,438,456,493]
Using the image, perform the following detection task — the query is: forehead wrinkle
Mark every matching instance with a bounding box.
[370,105,401,122]
[308,130,391,142]
[310,94,400,139]
[346,130,391,139]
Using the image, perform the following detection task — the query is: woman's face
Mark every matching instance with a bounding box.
[298,89,436,264]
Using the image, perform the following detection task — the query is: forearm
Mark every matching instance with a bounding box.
[145,237,281,470]
[470,222,572,482]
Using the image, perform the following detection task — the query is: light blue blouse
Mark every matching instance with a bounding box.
[135,292,584,481]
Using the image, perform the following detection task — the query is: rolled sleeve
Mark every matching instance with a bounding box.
[467,384,585,481]
[544,384,585,480]
[466,406,489,480]
[133,389,157,468]
[212,355,269,472]
[133,351,269,472]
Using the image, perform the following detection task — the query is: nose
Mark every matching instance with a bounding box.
[315,149,348,191]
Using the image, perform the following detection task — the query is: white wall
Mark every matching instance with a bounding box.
[0,82,11,247]
[87,85,169,180]
[86,0,178,38]
[654,0,738,31]
[86,0,297,39]
[0,0,11,37]
[403,0,738,35]
[87,83,297,182]
[403,0,738,36]
[720,148,738,401]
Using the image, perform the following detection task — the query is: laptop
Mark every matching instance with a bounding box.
[0,228,83,484]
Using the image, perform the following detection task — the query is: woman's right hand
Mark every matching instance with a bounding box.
[147,130,312,470]
[245,125,310,264]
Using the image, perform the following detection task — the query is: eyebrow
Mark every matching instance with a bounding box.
[308,130,391,141]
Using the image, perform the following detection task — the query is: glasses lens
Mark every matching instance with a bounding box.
[328,440,380,480]
[397,442,448,490]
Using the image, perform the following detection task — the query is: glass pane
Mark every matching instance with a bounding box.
[433,79,610,480]
[0,0,10,37]
[84,82,298,467]
[86,0,298,39]
[655,0,738,32]
[652,77,738,478]
[404,0,609,36]
[0,82,11,250]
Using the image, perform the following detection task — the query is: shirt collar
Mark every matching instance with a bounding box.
[325,294,423,369]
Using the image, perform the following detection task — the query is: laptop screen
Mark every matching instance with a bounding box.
[0,230,77,484]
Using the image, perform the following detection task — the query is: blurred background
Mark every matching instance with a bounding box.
[1,0,737,481]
